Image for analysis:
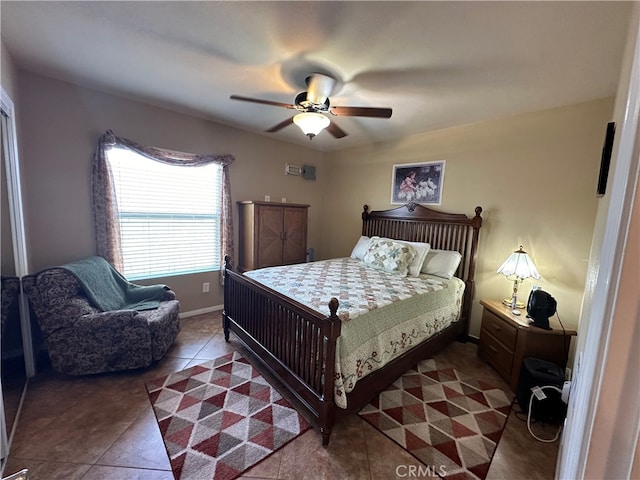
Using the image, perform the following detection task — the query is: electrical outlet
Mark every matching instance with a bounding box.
[202,282,210,293]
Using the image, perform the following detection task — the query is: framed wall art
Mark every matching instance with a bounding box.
[391,160,445,205]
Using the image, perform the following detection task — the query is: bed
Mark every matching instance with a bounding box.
[223,202,483,445]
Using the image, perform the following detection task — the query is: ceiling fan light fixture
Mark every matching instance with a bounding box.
[293,112,330,139]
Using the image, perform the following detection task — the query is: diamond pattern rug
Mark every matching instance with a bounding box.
[146,351,311,480]
[359,359,512,479]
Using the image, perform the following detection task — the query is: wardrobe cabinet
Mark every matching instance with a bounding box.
[236,201,309,272]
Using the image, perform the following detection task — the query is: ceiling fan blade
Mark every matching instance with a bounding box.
[230,95,295,109]
[326,120,348,139]
[306,73,336,105]
[330,106,392,118]
[266,117,295,133]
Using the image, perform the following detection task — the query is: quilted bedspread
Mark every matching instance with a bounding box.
[244,258,465,408]
[244,257,447,321]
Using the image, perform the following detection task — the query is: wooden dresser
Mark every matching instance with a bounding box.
[478,299,577,391]
[236,201,309,272]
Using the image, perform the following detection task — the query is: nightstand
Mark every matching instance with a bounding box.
[478,299,577,391]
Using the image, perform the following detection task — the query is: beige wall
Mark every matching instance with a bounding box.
[16,70,324,313]
[14,68,611,334]
[322,98,613,336]
[1,40,18,99]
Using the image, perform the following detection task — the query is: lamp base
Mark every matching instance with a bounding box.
[502,298,525,309]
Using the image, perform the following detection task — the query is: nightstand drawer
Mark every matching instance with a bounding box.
[479,299,577,391]
[481,308,517,348]
[478,332,513,380]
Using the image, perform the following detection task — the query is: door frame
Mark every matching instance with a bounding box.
[555,9,640,479]
[1,87,34,378]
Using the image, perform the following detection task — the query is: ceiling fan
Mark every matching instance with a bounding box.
[230,73,392,140]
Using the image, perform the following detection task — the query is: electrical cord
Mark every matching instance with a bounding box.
[527,385,563,442]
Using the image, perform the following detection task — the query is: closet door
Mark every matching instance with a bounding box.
[1,87,33,472]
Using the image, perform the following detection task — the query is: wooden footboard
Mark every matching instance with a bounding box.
[223,256,341,445]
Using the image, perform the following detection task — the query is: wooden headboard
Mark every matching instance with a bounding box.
[361,202,483,336]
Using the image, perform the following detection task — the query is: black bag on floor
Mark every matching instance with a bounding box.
[517,357,566,424]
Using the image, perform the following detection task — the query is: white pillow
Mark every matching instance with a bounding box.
[350,235,370,260]
[421,249,462,279]
[362,237,416,277]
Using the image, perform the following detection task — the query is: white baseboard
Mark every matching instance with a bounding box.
[179,304,223,319]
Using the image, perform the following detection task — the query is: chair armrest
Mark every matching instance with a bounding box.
[162,288,177,301]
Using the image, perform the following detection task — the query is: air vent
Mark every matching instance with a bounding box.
[285,164,302,176]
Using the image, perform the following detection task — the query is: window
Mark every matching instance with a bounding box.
[106,147,222,280]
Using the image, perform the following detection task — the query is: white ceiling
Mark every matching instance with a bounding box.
[1,1,632,151]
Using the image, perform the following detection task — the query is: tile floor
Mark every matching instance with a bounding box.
[3,311,561,480]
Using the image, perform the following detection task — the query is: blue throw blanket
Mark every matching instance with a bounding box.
[61,256,169,311]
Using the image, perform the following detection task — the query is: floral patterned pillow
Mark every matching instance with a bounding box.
[362,238,416,277]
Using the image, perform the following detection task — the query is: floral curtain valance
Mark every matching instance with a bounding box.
[92,129,235,282]
[99,129,235,167]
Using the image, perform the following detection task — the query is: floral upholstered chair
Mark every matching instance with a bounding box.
[23,260,180,375]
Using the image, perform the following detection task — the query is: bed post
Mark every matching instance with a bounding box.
[319,297,341,446]
[223,254,232,342]
[461,206,483,338]
[361,204,370,232]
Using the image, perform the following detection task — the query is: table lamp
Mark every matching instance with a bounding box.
[497,245,540,309]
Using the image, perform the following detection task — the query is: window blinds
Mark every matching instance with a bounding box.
[106,147,221,280]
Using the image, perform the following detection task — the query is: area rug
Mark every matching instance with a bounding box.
[359,359,512,479]
[146,351,311,480]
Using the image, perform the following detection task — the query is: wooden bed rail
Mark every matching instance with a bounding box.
[223,255,341,444]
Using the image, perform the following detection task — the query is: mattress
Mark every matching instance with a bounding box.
[244,257,465,408]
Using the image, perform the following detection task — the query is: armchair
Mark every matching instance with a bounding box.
[23,261,180,375]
